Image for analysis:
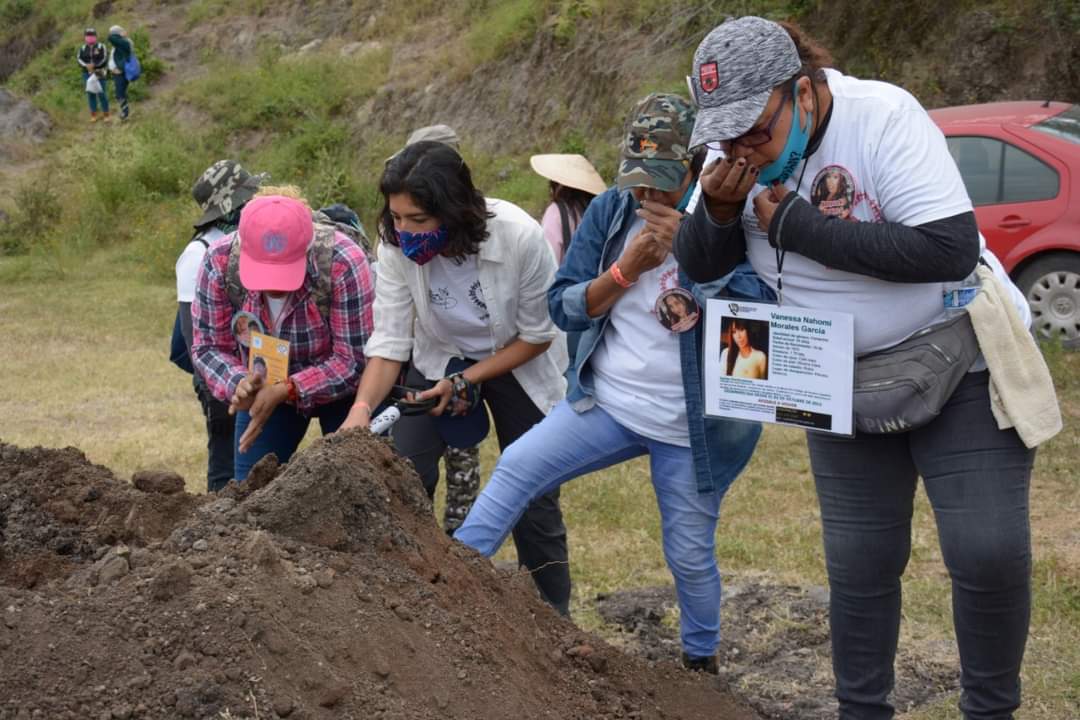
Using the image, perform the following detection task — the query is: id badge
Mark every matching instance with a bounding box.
[702,299,855,436]
[248,331,290,385]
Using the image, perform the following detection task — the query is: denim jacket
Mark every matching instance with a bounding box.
[548,187,774,494]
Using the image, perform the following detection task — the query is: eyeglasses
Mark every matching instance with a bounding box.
[706,84,793,154]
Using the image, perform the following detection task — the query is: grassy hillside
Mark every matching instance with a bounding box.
[2,0,1078,282]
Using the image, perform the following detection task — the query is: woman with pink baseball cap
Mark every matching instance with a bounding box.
[191,194,374,481]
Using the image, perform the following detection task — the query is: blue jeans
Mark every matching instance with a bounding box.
[808,372,1033,719]
[82,71,109,113]
[234,395,353,481]
[455,401,725,657]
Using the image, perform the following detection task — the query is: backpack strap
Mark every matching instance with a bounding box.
[225,234,247,311]
[309,223,337,322]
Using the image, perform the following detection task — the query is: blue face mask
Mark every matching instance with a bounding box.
[398,225,450,265]
[756,93,813,186]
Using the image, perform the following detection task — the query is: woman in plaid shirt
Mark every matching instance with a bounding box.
[191,193,374,481]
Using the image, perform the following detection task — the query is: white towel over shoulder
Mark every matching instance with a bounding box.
[967,265,1062,448]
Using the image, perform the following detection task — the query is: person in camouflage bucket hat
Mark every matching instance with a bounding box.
[616,93,696,193]
[192,160,266,228]
[175,159,266,493]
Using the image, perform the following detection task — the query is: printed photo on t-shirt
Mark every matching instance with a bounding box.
[655,288,700,333]
[811,164,857,220]
[719,316,770,381]
[231,311,265,348]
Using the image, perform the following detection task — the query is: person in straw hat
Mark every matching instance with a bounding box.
[529,154,607,264]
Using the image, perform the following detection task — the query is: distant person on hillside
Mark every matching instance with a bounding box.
[339,141,572,614]
[191,193,374,482]
[77,27,110,123]
[454,94,770,671]
[175,160,265,492]
[529,154,607,264]
[107,26,133,121]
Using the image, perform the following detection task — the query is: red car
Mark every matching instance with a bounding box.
[930,101,1080,342]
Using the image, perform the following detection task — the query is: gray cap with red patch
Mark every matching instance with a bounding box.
[688,17,802,149]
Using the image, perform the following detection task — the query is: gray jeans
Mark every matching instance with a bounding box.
[807,371,1034,719]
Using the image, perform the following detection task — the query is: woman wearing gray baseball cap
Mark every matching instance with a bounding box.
[675,17,1039,720]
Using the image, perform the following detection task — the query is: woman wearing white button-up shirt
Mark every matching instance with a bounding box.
[340,141,572,614]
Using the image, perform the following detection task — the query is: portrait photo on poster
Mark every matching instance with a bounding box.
[252,355,268,380]
[656,288,701,333]
[231,311,265,348]
[719,316,770,380]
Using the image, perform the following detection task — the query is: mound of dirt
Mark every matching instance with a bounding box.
[0,434,760,720]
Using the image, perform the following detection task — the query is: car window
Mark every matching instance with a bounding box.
[1033,104,1080,146]
[1002,143,1059,203]
[946,136,1002,206]
[946,135,1059,205]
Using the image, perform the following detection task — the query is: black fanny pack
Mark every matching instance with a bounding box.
[853,312,980,434]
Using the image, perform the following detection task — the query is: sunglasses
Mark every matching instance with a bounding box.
[706,83,794,154]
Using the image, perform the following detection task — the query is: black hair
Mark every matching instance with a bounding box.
[778,21,833,83]
[379,141,492,258]
[725,318,750,376]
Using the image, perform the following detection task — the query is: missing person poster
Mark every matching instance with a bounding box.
[248,331,290,386]
[703,300,855,435]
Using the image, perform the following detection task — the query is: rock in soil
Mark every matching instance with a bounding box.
[0,436,760,719]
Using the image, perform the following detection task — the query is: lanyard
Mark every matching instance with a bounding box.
[774,159,810,306]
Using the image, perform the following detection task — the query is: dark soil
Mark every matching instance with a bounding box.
[596,580,960,719]
[0,434,760,720]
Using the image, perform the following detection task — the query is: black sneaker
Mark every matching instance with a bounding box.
[682,652,719,675]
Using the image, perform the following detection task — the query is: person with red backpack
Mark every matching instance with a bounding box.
[173,160,264,492]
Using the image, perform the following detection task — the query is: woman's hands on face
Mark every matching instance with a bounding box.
[699,156,759,222]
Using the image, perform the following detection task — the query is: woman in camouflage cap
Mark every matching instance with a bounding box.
[456,93,771,671]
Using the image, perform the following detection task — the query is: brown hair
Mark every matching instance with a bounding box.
[778,21,834,82]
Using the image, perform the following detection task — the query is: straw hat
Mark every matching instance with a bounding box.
[529,154,608,197]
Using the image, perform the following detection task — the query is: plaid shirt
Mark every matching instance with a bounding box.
[192,231,374,414]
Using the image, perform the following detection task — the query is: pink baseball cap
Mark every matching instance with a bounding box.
[238,195,313,292]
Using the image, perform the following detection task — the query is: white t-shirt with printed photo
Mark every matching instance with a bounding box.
[591,218,690,447]
[737,69,979,353]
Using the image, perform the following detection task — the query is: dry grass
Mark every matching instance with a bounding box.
[2,272,1078,718]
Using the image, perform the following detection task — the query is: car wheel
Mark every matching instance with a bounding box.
[1016,253,1080,341]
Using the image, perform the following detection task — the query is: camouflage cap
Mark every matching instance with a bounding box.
[617,93,697,193]
[192,160,266,228]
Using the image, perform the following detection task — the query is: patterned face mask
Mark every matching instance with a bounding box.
[398,225,450,266]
